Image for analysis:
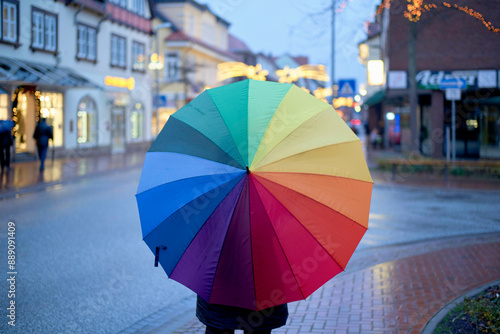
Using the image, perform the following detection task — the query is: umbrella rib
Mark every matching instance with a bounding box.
[205,92,247,167]
[254,173,370,233]
[253,138,361,171]
[207,177,248,303]
[165,115,246,170]
[136,171,244,197]
[252,106,343,168]
[141,175,244,241]
[253,175,368,270]
[169,176,246,280]
[250,177,307,300]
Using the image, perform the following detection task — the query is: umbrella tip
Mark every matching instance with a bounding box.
[246,166,250,174]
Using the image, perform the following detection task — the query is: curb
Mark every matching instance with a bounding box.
[117,295,196,334]
[422,278,500,334]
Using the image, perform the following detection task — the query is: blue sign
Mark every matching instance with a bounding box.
[439,78,467,90]
[154,95,167,108]
[337,79,356,97]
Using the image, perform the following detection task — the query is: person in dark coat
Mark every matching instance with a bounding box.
[0,120,14,171]
[33,118,53,171]
[196,296,288,334]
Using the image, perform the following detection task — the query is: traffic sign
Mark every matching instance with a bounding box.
[337,79,356,97]
[439,77,467,90]
[445,88,461,101]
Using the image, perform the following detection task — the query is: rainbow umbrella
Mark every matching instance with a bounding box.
[136,79,372,311]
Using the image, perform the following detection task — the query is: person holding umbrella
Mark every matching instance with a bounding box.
[0,120,14,171]
[136,80,372,333]
[33,118,53,171]
[196,296,288,334]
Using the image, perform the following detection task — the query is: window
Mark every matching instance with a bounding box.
[109,0,126,8]
[39,92,63,147]
[0,93,8,119]
[111,34,126,68]
[132,41,145,71]
[131,0,145,16]
[165,52,180,82]
[77,24,97,61]
[77,96,97,145]
[1,0,18,44]
[129,102,144,141]
[31,7,57,53]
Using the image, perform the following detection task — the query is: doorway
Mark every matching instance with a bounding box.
[14,90,36,154]
[111,106,126,153]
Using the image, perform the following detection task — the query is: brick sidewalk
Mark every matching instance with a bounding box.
[171,235,500,334]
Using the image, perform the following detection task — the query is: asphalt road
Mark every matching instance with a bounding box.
[1,167,500,333]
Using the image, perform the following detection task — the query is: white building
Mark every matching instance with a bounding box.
[0,0,154,157]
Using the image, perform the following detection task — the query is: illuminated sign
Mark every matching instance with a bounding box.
[367,60,384,86]
[276,64,330,83]
[333,97,354,109]
[104,76,135,91]
[149,53,164,70]
[218,62,269,81]
[312,87,333,102]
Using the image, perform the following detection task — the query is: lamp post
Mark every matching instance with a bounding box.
[153,22,172,137]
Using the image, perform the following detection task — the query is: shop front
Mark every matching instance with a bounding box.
[11,87,64,155]
[0,57,100,158]
[385,69,500,159]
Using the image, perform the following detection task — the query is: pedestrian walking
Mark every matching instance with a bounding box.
[0,120,14,171]
[33,118,53,171]
[196,296,288,334]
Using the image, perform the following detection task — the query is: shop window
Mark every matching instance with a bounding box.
[77,24,97,62]
[0,93,8,119]
[130,102,144,140]
[1,0,19,44]
[111,34,126,68]
[132,41,145,72]
[77,96,97,145]
[39,92,63,147]
[31,7,57,53]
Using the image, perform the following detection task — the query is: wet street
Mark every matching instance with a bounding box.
[1,168,500,334]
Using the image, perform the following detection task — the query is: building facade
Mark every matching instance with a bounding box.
[152,0,239,132]
[0,0,154,157]
[360,0,500,159]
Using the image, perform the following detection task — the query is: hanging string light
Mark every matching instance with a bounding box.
[373,0,499,32]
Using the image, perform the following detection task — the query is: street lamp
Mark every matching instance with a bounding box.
[152,22,172,137]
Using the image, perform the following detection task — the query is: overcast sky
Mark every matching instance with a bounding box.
[203,0,381,90]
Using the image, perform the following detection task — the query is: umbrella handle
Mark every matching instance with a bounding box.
[154,245,167,267]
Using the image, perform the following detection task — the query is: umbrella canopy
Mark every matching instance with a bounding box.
[136,79,373,311]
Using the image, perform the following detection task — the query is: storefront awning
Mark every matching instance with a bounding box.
[0,57,101,89]
[363,89,385,106]
[464,96,500,106]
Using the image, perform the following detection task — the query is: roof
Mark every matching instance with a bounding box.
[228,34,252,53]
[0,57,100,88]
[292,56,309,66]
[155,0,230,27]
[166,31,240,60]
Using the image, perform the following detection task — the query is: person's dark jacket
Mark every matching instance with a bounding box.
[33,121,53,147]
[0,128,13,147]
[196,296,288,331]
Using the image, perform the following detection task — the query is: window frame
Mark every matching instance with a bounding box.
[131,40,146,73]
[131,0,145,17]
[164,51,181,82]
[0,0,19,46]
[76,23,97,63]
[110,34,127,69]
[30,6,58,54]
